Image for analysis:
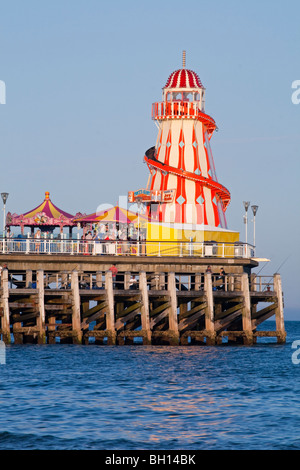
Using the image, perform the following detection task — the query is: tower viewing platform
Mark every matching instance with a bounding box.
[151,101,217,136]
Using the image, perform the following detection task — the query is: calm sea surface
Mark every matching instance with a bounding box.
[0,321,300,450]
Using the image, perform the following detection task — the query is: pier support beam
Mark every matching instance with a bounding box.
[273,273,286,343]
[26,269,32,288]
[167,272,179,345]
[48,316,56,344]
[37,270,46,344]
[241,273,253,345]
[71,271,82,344]
[204,273,216,345]
[140,271,151,345]
[105,271,116,345]
[1,269,11,344]
[96,271,103,289]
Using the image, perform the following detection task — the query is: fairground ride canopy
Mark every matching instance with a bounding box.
[74,205,148,227]
[6,191,84,233]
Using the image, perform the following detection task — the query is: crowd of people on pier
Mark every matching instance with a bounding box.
[3,223,146,243]
[80,223,146,255]
[82,222,146,243]
[0,223,147,255]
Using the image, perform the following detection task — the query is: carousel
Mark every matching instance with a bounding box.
[6,191,84,237]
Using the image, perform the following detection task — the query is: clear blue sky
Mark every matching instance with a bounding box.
[0,0,299,319]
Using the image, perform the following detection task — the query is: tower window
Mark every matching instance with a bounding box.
[182,92,192,102]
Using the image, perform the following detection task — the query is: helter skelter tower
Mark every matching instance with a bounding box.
[129,52,239,243]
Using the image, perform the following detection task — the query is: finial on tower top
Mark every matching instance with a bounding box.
[182,50,186,69]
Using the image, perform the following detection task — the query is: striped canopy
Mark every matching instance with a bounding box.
[6,192,79,230]
[22,192,74,220]
[74,205,148,225]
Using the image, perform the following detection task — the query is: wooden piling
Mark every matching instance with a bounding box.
[71,271,82,344]
[241,273,253,345]
[273,273,287,343]
[204,272,216,345]
[48,316,56,344]
[96,271,103,289]
[140,271,151,344]
[37,270,46,344]
[26,269,32,288]
[105,270,116,345]
[1,269,11,344]
[167,272,179,345]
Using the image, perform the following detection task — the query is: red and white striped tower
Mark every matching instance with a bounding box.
[129,52,234,241]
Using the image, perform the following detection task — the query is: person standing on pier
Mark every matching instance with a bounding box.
[34,229,41,252]
[85,231,93,254]
[129,274,138,290]
[218,267,226,290]
[6,227,13,252]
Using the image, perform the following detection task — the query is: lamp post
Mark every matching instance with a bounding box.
[1,192,9,238]
[251,205,258,249]
[243,201,250,245]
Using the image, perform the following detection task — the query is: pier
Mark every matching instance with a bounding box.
[0,248,286,346]
[0,56,286,347]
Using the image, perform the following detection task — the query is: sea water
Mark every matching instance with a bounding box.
[0,321,299,450]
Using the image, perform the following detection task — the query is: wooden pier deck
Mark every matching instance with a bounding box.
[0,254,286,345]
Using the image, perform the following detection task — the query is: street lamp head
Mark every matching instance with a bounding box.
[243,201,250,212]
[251,205,258,216]
[1,192,9,204]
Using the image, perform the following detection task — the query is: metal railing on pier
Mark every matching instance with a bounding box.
[250,275,274,293]
[0,237,255,259]
[1,269,273,296]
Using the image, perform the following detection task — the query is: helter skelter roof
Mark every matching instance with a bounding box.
[164,51,204,89]
[164,69,204,89]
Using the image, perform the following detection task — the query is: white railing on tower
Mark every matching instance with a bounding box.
[152,100,206,120]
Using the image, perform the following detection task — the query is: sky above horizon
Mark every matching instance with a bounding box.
[0,0,299,319]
